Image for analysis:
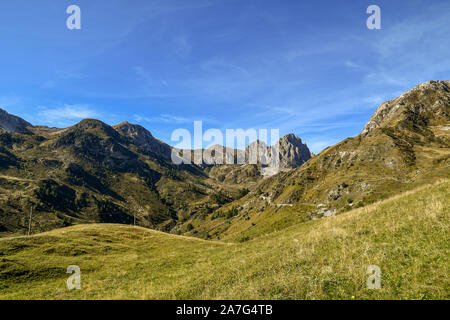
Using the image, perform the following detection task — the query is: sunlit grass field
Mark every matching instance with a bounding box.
[0,180,448,299]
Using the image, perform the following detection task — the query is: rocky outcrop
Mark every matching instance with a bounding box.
[0,108,32,133]
[200,135,311,169]
[276,134,312,168]
[202,144,245,165]
[242,135,311,169]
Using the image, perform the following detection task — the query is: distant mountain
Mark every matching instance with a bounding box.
[193,144,245,165]
[276,133,312,168]
[0,108,32,133]
[201,134,312,169]
[113,121,172,160]
[179,134,311,178]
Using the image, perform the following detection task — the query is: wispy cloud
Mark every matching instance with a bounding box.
[133,66,153,86]
[130,66,175,98]
[134,113,191,124]
[41,70,85,89]
[200,58,250,76]
[345,60,362,70]
[133,112,220,127]
[37,104,99,127]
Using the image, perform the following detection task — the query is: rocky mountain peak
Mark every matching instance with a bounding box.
[276,134,312,168]
[0,108,33,133]
[70,119,123,141]
[113,121,171,159]
[114,122,154,139]
[75,118,111,130]
[362,80,450,135]
[280,133,300,143]
[242,135,312,169]
[246,139,268,151]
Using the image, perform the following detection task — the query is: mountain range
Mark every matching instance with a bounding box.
[0,107,311,236]
[0,80,449,241]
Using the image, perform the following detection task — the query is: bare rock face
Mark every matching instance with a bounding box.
[362,80,450,135]
[113,122,172,160]
[202,144,245,165]
[243,134,311,169]
[0,108,32,133]
[276,134,312,168]
[201,134,312,170]
[245,140,269,165]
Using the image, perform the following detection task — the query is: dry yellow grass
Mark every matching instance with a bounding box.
[0,180,448,299]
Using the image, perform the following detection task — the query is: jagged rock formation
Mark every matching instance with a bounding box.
[202,144,245,165]
[276,133,312,168]
[189,135,311,170]
[244,135,312,169]
[245,140,269,165]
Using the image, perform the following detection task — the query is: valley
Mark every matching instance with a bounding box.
[0,179,448,299]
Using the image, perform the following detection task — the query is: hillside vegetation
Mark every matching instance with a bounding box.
[1,179,448,299]
[0,119,269,237]
[194,80,450,241]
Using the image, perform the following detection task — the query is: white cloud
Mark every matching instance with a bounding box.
[345,61,362,69]
[56,70,84,80]
[37,104,99,127]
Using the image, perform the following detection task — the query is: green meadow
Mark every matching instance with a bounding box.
[0,180,448,299]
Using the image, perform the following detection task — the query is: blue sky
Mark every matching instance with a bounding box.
[0,0,449,153]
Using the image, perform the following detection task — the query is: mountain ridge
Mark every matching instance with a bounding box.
[0,109,312,168]
[0,108,311,236]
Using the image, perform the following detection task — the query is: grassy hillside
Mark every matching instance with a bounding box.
[1,179,448,299]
